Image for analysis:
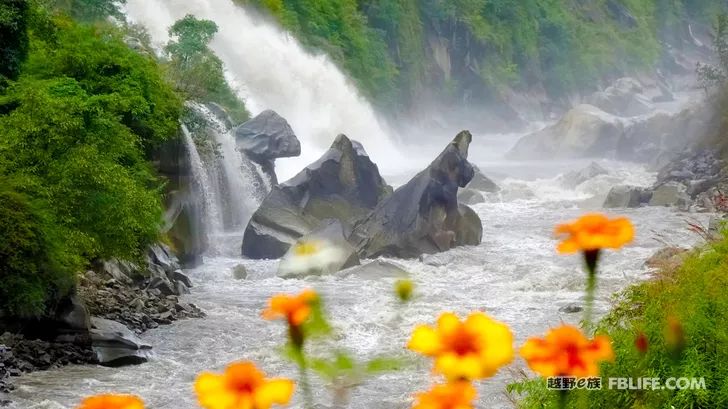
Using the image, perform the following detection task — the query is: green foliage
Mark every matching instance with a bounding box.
[165,15,249,123]
[512,234,728,408]
[0,177,78,318]
[0,0,30,81]
[0,10,183,316]
[50,0,127,22]
[697,14,728,92]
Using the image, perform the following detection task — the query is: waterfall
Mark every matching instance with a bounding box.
[123,0,401,181]
[182,103,270,255]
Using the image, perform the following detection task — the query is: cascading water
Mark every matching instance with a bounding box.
[123,0,404,181]
[182,103,270,255]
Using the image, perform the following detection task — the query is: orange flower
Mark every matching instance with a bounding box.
[76,394,144,409]
[555,213,634,254]
[261,289,317,326]
[520,325,614,377]
[408,312,514,381]
[195,361,294,409]
[412,381,477,409]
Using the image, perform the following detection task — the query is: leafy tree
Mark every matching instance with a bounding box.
[697,14,728,92]
[51,0,127,21]
[0,0,30,81]
[165,14,249,123]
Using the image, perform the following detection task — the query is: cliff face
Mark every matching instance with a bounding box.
[245,0,724,119]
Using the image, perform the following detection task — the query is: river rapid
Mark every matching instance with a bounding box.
[6,130,712,408]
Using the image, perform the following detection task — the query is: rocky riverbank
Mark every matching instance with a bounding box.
[0,244,203,401]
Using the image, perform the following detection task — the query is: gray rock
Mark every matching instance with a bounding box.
[350,131,482,258]
[55,295,90,332]
[90,318,152,367]
[560,162,608,188]
[457,188,485,205]
[507,105,624,159]
[168,270,193,288]
[586,77,653,117]
[147,277,176,296]
[235,110,301,184]
[604,185,651,208]
[336,260,410,280]
[278,220,360,278]
[559,304,583,314]
[468,165,500,193]
[242,134,392,259]
[232,264,248,280]
[649,181,691,208]
[99,260,133,284]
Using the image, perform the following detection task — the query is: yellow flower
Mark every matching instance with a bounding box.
[412,381,477,409]
[195,361,294,409]
[76,394,144,409]
[278,239,349,277]
[293,241,320,256]
[408,312,514,381]
[555,213,634,254]
[520,325,614,377]
[395,279,414,302]
[261,289,318,327]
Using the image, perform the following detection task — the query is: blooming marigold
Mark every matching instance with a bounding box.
[261,289,318,327]
[76,394,144,409]
[555,213,634,254]
[408,312,514,381]
[412,381,477,409]
[195,361,294,409]
[520,325,614,377]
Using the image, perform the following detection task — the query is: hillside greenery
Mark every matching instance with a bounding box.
[243,0,726,109]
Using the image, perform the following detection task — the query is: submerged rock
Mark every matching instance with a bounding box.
[350,131,482,258]
[242,134,392,259]
[235,110,302,184]
[560,162,608,188]
[336,260,410,280]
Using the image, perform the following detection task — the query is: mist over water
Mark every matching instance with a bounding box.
[124,0,403,182]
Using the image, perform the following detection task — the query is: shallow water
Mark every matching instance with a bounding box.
[4,148,712,408]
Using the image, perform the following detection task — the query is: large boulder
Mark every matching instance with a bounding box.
[278,220,360,278]
[468,165,500,193]
[585,77,654,117]
[648,181,691,208]
[235,110,301,184]
[335,260,410,280]
[349,131,483,258]
[507,105,624,159]
[242,134,392,259]
[560,162,609,188]
[603,185,652,208]
[89,317,152,367]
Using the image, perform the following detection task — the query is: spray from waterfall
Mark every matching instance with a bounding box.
[123,0,403,181]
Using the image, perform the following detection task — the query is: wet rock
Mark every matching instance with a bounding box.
[648,181,691,208]
[235,110,301,184]
[560,162,608,188]
[603,185,651,208]
[232,264,248,280]
[278,220,360,278]
[559,304,583,314]
[350,131,482,258]
[468,165,500,193]
[242,134,392,259]
[507,104,624,159]
[89,318,152,367]
[168,270,193,288]
[336,260,410,280]
[457,188,485,205]
[645,247,688,269]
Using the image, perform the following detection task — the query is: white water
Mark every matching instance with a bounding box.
[124,0,403,181]
[6,133,713,408]
[183,103,270,254]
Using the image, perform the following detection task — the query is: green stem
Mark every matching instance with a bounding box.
[582,250,600,333]
[559,389,569,409]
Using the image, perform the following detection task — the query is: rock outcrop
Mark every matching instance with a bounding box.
[349,131,483,258]
[507,104,624,159]
[586,77,654,117]
[235,110,302,184]
[242,134,392,259]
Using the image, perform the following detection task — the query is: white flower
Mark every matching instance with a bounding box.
[277,239,349,278]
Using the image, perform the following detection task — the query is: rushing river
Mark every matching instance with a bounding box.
[5,132,712,408]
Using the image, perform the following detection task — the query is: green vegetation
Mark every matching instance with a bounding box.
[165,14,250,123]
[243,0,726,109]
[0,0,31,81]
[510,232,728,408]
[0,2,182,317]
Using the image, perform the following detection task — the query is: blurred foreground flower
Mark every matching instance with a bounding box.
[555,213,634,272]
[412,381,476,409]
[395,279,415,302]
[408,311,514,380]
[520,325,614,377]
[635,331,649,355]
[76,394,144,409]
[262,289,318,349]
[665,316,686,358]
[278,239,351,277]
[195,361,294,409]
